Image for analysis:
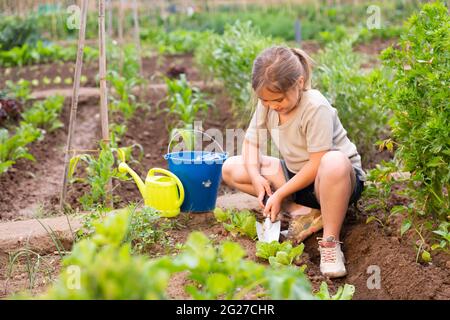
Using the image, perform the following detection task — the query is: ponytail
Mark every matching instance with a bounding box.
[290,48,314,90]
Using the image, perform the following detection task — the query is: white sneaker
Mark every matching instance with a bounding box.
[318,236,347,278]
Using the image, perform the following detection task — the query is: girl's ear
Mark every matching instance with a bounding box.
[297,76,305,91]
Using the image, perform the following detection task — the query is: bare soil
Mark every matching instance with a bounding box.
[0,96,101,220]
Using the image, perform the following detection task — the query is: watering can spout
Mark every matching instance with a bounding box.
[118,162,146,199]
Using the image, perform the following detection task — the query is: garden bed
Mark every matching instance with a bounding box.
[1,44,449,300]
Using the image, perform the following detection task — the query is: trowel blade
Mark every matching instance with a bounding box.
[256,217,281,243]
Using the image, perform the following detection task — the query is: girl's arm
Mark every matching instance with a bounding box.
[242,138,261,180]
[276,151,327,199]
[243,138,273,206]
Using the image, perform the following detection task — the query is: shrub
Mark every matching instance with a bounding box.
[380,1,450,219]
[195,21,274,115]
[0,15,40,51]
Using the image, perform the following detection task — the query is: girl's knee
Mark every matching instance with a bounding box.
[222,156,243,185]
[318,151,352,180]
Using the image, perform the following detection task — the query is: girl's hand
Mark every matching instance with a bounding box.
[263,191,284,222]
[251,175,272,208]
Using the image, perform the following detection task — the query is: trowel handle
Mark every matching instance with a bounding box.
[148,168,185,207]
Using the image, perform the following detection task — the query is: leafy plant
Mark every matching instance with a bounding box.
[141,27,212,54]
[108,70,143,121]
[21,95,65,132]
[4,79,31,102]
[213,207,257,240]
[256,240,305,267]
[380,1,450,220]
[362,160,407,222]
[432,222,450,252]
[315,282,355,300]
[125,206,177,254]
[0,123,41,174]
[31,208,355,300]
[173,231,314,300]
[107,42,140,79]
[0,15,40,50]
[158,2,418,42]
[0,40,93,67]
[163,73,212,127]
[37,209,173,299]
[68,142,136,210]
[195,21,274,114]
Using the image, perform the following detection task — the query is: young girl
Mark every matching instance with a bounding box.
[222,46,365,278]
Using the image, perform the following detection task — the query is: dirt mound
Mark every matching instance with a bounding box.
[342,218,450,300]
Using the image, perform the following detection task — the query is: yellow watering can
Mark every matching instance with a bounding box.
[118,163,184,217]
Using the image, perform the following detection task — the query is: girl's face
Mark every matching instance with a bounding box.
[257,77,304,115]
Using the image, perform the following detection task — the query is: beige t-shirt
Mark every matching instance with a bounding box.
[245,89,366,181]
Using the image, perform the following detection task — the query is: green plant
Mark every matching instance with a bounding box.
[380,1,450,220]
[76,205,174,255]
[108,70,143,121]
[107,42,140,79]
[173,231,315,300]
[0,41,69,67]
[141,27,212,54]
[68,142,134,210]
[125,206,177,254]
[0,15,40,51]
[256,240,305,267]
[163,74,212,127]
[38,209,173,299]
[315,282,355,300]
[362,160,406,222]
[432,222,450,252]
[213,207,257,240]
[0,123,41,174]
[31,207,355,300]
[21,95,65,132]
[157,2,418,42]
[195,21,274,114]
[5,79,31,102]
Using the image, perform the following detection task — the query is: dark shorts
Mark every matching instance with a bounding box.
[280,159,364,210]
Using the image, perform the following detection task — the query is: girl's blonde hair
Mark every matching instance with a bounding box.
[251,46,314,93]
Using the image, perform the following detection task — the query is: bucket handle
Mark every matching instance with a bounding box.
[148,168,185,208]
[167,128,225,155]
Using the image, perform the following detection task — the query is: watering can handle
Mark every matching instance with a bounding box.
[148,168,185,208]
[167,129,225,155]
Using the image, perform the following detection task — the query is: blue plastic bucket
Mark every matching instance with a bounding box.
[164,151,228,212]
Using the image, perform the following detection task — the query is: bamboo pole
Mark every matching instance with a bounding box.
[98,0,113,208]
[118,0,125,71]
[132,0,143,77]
[107,0,113,37]
[60,0,89,209]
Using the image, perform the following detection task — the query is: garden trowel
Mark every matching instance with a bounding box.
[256,193,281,242]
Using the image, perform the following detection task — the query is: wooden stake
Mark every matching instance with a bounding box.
[118,0,125,71]
[107,0,113,37]
[98,0,113,208]
[60,0,89,209]
[132,0,143,77]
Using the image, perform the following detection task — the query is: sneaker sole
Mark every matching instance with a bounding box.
[322,270,348,278]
